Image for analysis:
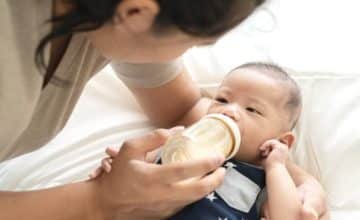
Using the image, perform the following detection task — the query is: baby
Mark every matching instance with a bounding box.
[169,62,304,220]
[94,62,314,220]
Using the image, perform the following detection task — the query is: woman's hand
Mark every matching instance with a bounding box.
[92,128,226,220]
[296,179,330,220]
[261,182,329,220]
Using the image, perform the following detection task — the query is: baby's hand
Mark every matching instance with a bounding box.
[88,146,119,179]
[259,139,289,170]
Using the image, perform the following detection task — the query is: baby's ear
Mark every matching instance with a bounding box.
[278,132,295,149]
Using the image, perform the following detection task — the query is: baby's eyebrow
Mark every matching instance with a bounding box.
[218,87,232,94]
[247,97,268,109]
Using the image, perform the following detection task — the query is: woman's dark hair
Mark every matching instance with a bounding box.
[36,0,265,88]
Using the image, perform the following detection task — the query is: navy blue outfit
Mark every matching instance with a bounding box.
[169,160,265,220]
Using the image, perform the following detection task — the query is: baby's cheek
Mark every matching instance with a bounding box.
[233,143,258,163]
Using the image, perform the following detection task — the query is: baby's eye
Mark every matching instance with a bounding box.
[246,107,262,115]
[215,97,228,104]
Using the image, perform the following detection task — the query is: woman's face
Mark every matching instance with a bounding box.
[86,0,217,63]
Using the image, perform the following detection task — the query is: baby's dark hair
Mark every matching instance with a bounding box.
[232,62,302,130]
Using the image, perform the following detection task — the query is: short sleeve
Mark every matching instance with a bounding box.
[111,58,184,88]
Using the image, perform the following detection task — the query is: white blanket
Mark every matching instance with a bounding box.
[0,69,154,189]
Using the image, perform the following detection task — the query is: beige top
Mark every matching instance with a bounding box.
[0,0,182,161]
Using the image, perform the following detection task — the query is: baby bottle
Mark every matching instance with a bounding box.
[161,113,241,164]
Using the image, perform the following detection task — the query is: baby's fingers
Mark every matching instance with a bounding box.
[259,141,274,157]
[260,139,279,150]
[101,157,113,173]
[260,147,271,157]
[88,167,102,179]
[105,146,119,157]
[88,156,114,180]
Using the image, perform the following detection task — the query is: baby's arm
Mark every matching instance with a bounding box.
[260,140,304,220]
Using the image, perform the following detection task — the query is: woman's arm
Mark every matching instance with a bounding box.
[0,182,103,220]
[0,128,225,220]
[125,67,202,128]
[286,161,329,219]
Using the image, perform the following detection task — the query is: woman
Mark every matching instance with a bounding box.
[0,0,327,219]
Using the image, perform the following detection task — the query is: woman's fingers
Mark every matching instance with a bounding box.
[96,128,226,219]
[106,127,184,163]
[301,204,318,220]
[168,126,185,134]
[124,155,225,203]
[111,159,225,202]
[151,155,225,184]
[122,127,185,156]
[319,211,331,220]
[180,167,226,201]
[297,179,329,220]
[145,148,162,163]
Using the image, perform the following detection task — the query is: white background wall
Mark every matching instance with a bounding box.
[189,0,360,75]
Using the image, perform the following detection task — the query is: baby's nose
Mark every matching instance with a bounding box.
[221,105,240,121]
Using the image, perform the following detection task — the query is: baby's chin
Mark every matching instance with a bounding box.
[232,152,257,165]
[252,159,265,168]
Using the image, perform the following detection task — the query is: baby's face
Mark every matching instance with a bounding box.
[208,68,290,165]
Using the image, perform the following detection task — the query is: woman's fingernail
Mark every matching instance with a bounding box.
[169,126,185,134]
[304,204,319,218]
